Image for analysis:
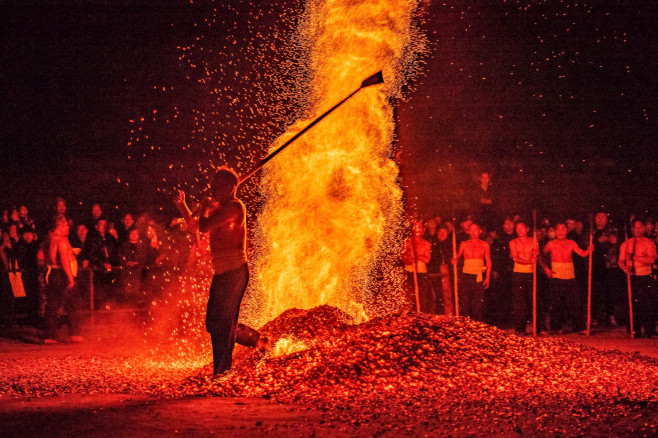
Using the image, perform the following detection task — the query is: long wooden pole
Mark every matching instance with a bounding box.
[586,215,593,336]
[625,217,635,339]
[452,223,459,317]
[409,237,421,313]
[532,210,538,337]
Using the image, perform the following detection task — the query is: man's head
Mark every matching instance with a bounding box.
[123,213,135,229]
[21,230,35,244]
[96,219,108,235]
[55,198,66,215]
[595,212,608,230]
[77,224,88,241]
[426,218,437,235]
[91,204,102,220]
[555,223,568,240]
[211,167,239,200]
[503,217,514,235]
[460,216,473,232]
[10,207,19,222]
[515,221,528,238]
[575,220,584,233]
[19,205,28,218]
[632,219,645,238]
[128,227,140,244]
[468,223,482,240]
[437,226,449,242]
[566,218,576,232]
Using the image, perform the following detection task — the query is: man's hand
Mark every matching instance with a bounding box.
[483,278,490,289]
[544,266,554,278]
[174,190,186,207]
[67,277,75,290]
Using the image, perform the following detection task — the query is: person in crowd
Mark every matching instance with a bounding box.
[43,216,82,344]
[70,225,91,265]
[619,218,656,338]
[509,220,537,334]
[424,218,442,313]
[472,171,497,231]
[118,226,147,302]
[452,222,491,322]
[174,167,269,374]
[86,203,105,240]
[18,205,36,235]
[117,213,136,245]
[401,221,434,313]
[591,212,617,326]
[15,229,40,325]
[433,226,454,315]
[542,222,593,333]
[87,218,118,306]
[487,217,515,326]
[0,209,9,234]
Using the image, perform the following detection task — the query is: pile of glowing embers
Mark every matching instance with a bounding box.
[2,306,657,434]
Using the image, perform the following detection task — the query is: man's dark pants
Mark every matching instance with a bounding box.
[207,264,249,374]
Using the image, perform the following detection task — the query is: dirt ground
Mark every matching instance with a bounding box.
[0,309,656,437]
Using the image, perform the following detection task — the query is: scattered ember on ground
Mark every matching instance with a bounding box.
[1,306,657,435]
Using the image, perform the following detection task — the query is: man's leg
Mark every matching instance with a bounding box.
[206,265,249,374]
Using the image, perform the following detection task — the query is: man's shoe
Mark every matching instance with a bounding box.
[43,338,58,345]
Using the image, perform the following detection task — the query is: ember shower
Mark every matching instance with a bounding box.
[250,0,423,325]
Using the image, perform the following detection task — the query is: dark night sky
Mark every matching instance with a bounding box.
[1,0,657,221]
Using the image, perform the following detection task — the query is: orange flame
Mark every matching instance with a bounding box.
[250,0,422,325]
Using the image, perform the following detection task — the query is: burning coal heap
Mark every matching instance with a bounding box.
[2,308,657,434]
[174,307,658,409]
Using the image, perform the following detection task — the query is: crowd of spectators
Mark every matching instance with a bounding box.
[403,171,657,339]
[0,198,169,333]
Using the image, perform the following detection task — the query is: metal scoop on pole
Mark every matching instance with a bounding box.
[238,71,384,185]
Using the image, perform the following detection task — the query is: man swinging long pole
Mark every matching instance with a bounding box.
[238,71,384,186]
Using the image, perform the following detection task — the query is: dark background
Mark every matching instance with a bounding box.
[1,0,656,226]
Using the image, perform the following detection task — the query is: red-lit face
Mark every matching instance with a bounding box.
[479,172,490,186]
[56,201,66,215]
[129,229,140,244]
[556,224,568,239]
[437,228,449,241]
[503,219,514,234]
[96,220,107,235]
[123,214,135,229]
[595,213,607,229]
[632,221,645,238]
[516,223,528,237]
[468,224,481,240]
[19,206,28,217]
[77,225,88,241]
[426,219,437,235]
[92,204,102,219]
